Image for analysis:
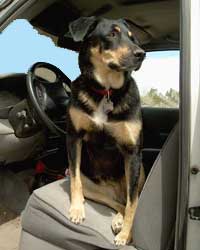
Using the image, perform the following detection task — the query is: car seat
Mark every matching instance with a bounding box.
[19,124,179,250]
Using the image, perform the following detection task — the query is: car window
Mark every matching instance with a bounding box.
[134,51,179,108]
[0,19,80,80]
[0,20,179,109]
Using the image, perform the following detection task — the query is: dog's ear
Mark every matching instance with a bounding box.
[120,18,151,45]
[68,16,97,42]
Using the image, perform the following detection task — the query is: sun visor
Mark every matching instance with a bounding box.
[58,35,81,52]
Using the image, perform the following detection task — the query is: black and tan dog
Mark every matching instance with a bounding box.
[66,16,146,246]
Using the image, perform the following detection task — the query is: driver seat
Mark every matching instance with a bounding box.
[19,124,179,250]
[0,74,44,165]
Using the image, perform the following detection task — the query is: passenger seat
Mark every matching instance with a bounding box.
[19,125,179,250]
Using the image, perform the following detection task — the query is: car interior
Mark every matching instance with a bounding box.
[0,0,180,250]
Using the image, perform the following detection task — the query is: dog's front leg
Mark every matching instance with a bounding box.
[114,150,141,246]
[67,134,85,224]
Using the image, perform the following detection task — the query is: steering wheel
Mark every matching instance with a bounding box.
[27,62,71,136]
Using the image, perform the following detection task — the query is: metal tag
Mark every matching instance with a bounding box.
[103,97,114,114]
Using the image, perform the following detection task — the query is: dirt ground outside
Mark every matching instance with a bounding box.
[0,169,33,250]
[0,205,21,250]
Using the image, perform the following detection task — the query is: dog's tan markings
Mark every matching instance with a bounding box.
[114,46,130,60]
[69,105,108,133]
[114,157,141,246]
[90,46,124,89]
[106,120,142,147]
[81,173,125,214]
[69,106,94,132]
[69,140,85,224]
[102,177,127,205]
[128,31,132,37]
[112,212,124,234]
[111,165,144,243]
[102,46,130,65]
[78,91,97,111]
[114,26,121,33]
[114,196,138,245]
[112,102,129,114]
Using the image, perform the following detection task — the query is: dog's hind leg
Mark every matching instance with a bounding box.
[114,153,142,246]
[80,173,126,235]
[111,165,145,237]
[81,173,125,214]
[111,212,124,234]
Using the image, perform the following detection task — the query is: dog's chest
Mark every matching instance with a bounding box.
[92,97,113,126]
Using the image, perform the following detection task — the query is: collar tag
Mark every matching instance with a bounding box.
[103,96,114,114]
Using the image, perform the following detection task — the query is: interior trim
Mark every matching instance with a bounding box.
[175,0,191,249]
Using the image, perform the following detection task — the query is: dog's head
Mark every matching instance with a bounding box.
[69,17,145,72]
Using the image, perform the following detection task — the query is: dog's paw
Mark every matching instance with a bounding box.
[111,212,124,234]
[114,231,132,246]
[69,203,85,224]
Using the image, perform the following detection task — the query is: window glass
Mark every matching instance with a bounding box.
[0,19,80,80]
[134,51,179,108]
[0,20,179,108]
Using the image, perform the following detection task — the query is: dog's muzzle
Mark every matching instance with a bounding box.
[120,48,146,71]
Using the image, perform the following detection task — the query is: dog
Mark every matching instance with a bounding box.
[66,16,146,246]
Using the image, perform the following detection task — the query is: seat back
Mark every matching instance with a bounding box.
[133,125,179,250]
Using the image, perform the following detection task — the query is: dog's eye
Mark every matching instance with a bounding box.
[107,26,121,38]
[108,31,117,38]
[111,31,117,37]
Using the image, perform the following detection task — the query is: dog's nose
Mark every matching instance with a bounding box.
[134,49,146,60]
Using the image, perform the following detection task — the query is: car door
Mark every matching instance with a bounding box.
[176,1,200,250]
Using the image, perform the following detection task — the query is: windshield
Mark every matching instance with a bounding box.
[0,19,179,108]
[0,19,80,80]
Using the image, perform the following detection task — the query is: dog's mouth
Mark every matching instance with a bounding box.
[108,60,143,72]
[108,62,122,71]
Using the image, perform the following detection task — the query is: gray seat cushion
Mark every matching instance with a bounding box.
[20,125,178,250]
[21,178,124,250]
[133,125,179,250]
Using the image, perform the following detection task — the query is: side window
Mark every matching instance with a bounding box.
[0,19,80,80]
[134,51,179,108]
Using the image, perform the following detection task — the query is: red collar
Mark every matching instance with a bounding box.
[92,87,113,97]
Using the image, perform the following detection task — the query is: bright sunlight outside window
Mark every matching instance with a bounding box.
[134,51,179,108]
[0,20,179,109]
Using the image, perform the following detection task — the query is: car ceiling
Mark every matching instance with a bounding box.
[21,0,179,51]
